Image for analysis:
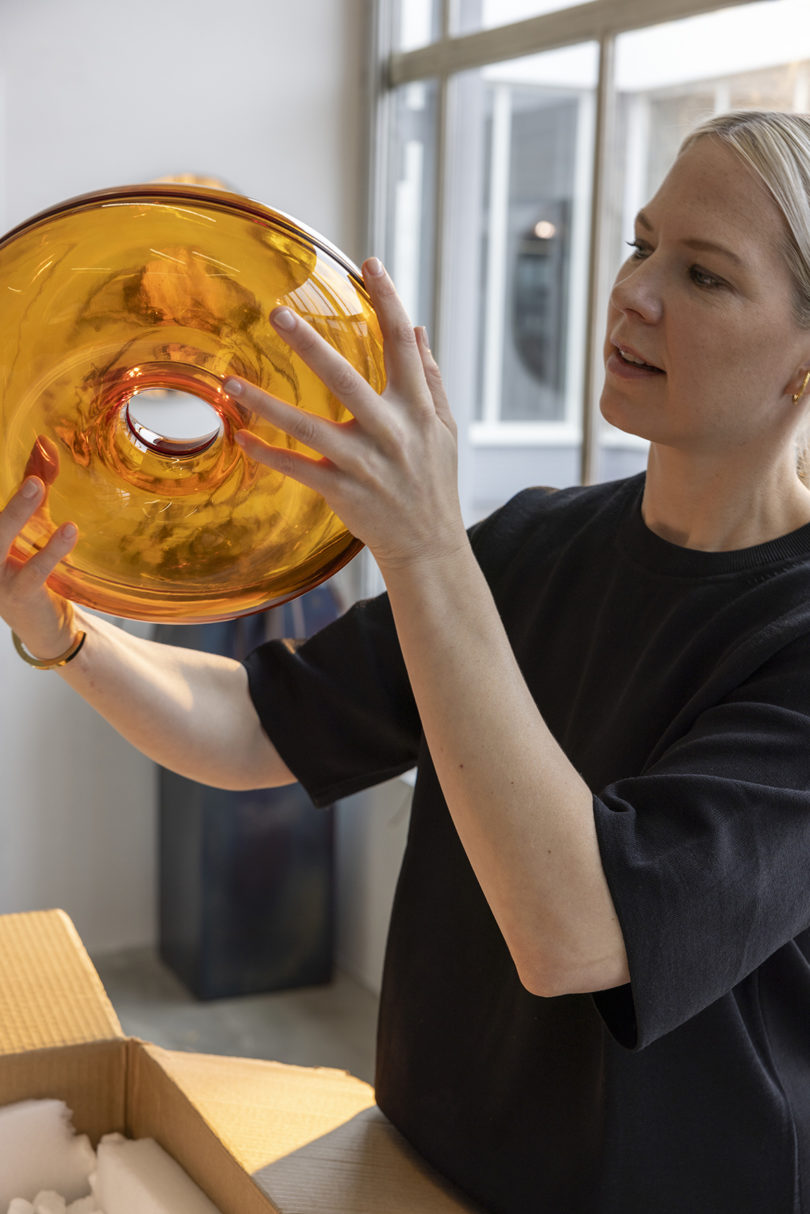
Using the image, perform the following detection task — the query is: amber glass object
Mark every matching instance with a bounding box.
[0,185,384,622]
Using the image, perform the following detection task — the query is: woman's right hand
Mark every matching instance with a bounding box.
[0,441,297,789]
[0,467,80,663]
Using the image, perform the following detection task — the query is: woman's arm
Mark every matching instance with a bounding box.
[0,479,294,791]
[380,544,628,997]
[229,259,629,996]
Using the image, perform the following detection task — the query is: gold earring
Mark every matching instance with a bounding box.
[793,371,810,405]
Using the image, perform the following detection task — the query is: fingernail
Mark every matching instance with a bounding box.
[271,306,297,331]
[21,478,42,498]
[365,257,384,277]
[224,378,243,397]
[61,523,77,541]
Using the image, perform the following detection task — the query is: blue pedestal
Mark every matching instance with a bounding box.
[158,773,334,999]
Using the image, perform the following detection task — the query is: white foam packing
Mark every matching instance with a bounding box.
[6,1196,101,1214]
[90,1135,221,1214]
[0,1100,95,1210]
[0,1101,222,1214]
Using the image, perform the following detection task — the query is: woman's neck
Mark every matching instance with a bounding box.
[641,445,810,552]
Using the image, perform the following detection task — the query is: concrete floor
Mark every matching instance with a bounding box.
[92,947,380,1085]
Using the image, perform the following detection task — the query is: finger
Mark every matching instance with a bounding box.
[235,429,338,501]
[226,377,345,459]
[7,522,78,595]
[361,258,427,398]
[264,308,385,431]
[24,435,60,487]
[0,478,46,560]
[415,326,455,431]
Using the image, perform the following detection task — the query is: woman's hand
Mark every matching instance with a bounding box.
[1,448,293,787]
[227,258,468,575]
[0,455,79,661]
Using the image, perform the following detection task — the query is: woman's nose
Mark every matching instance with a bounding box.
[609,257,663,324]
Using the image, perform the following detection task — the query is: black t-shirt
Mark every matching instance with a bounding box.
[245,473,810,1213]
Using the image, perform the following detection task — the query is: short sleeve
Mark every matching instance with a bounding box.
[593,634,810,1049]
[244,590,421,806]
[241,503,530,806]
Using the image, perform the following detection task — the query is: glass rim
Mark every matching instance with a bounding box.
[0,182,367,292]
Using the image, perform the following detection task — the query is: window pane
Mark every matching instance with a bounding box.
[393,0,441,51]
[596,0,810,483]
[447,46,597,428]
[453,0,589,35]
[440,45,597,513]
[383,80,439,333]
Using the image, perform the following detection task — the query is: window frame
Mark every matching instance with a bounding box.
[368,0,752,484]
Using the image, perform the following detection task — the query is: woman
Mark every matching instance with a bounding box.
[3,111,810,1211]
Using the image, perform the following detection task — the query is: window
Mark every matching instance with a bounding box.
[392,0,441,50]
[373,0,810,516]
[456,45,598,437]
[383,80,439,336]
[454,0,595,36]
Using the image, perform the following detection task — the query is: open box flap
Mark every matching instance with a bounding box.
[127,1041,280,1214]
[150,1047,482,1213]
[0,909,123,1053]
[0,1039,128,1142]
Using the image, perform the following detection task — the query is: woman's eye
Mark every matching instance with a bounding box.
[623,241,726,289]
[689,266,725,290]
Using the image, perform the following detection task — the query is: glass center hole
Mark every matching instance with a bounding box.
[126,389,223,456]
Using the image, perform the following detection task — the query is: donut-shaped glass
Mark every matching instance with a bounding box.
[0,185,384,622]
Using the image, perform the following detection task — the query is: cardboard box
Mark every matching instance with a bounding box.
[0,909,480,1213]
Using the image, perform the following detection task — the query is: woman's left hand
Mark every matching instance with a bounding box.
[226,257,468,575]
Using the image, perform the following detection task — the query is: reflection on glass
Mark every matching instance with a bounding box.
[597,0,810,482]
[0,186,385,622]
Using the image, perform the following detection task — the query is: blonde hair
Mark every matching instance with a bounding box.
[680,111,810,480]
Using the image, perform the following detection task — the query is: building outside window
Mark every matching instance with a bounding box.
[371,0,810,522]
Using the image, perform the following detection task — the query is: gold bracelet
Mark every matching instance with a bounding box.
[12,628,87,669]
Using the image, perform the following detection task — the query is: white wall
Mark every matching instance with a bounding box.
[0,0,369,244]
[0,0,391,960]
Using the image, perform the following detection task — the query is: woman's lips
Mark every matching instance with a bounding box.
[606,345,665,379]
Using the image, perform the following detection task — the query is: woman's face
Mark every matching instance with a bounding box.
[601,136,810,460]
